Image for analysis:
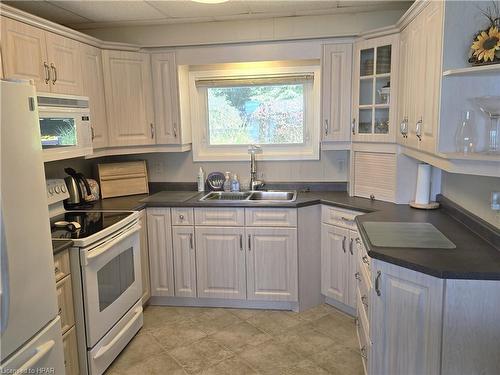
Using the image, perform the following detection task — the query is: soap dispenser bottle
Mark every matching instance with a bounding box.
[197,167,205,192]
[223,172,232,192]
[231,174,240,192]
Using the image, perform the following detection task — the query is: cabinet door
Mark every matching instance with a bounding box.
[346,230,359,309]
[81,44,108,149]
[370,260,444,375]
[151,52,181,144]
[352,34,398,143]
[1,17,49,91]
[45,32,82,95]
[102,50,155,146]
[56,275,75,335]
[419,1,443,154]
[321,43,352,142]
[146,208,174,297]
[246,227,298,302]
[62,326,79,375]
[321,223,348,303]
[195,227,246,300]
[172,226,197,298]
[138,210,150,304]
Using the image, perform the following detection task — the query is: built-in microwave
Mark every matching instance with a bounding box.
[38,93,93,162]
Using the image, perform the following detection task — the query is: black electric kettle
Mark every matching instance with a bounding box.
[64,168,93,208]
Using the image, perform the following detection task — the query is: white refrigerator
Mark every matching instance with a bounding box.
[1,80,65,373]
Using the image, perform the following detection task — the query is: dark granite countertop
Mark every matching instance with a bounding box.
[86,189,500,280]
[52,240,73,255]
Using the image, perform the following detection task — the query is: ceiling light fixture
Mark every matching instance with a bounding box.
[192,0,229,4]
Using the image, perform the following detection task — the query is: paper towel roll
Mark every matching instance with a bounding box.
[415,163,431,205]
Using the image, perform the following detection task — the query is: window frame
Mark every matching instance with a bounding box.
[189,64,321,162]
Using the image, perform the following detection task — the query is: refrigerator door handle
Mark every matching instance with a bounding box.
[0,210,9,335]
[15,340,55,373]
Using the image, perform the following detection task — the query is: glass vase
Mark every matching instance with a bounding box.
[455,111,476,153]
[475,96,500,154]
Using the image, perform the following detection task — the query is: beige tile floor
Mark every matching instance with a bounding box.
[105,304,364,375]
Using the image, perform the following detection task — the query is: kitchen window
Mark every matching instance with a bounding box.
[189,64,321,161]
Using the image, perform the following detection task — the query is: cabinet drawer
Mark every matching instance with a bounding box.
[62,326,80,375]
[195,208,244,226]
[56,275,75,335]
[171,207,194,226]
[245,208,297,227]
[53,249,71,282]
[321,205,360,229]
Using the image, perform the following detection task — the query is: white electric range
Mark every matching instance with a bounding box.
[47,179,143,375]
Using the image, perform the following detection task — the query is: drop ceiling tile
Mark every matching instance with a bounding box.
[49,0,165,22]
[4,0,91,24]
[148,0,250,18]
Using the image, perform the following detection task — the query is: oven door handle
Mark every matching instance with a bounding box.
[93,305,143,360]
[83,224,140,265]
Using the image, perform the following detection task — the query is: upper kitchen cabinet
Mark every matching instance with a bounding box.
[151,52,191,146]
[352,34,399,143]
[321,43,353,145]
[102,50,155,147]
[80,44,108,149]
[1,17,82,95]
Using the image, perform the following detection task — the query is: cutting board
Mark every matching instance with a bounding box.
[363,222,456,249]
[98,161,149,199]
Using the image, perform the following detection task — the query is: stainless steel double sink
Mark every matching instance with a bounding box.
[199,190,297,202]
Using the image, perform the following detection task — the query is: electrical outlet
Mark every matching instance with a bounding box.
[492,192,500,210]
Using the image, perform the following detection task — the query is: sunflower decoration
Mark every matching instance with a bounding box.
[470,26,500,63]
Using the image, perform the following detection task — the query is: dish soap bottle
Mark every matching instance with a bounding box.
[223,171,232,192]
[231,174,240,192]
[197,167,205,192]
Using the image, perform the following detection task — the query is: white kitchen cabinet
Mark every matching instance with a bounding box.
[352,34,399,143]
[195,227,246,300]
[62,326,79,375]
[146,208,174,297]
[321,223,348,303]
[1,16,82,95]
[45,32,82,95]
[80,44,108,149]
[370,259,444,375]
[246,227,298,302]
[138,210,150,304]
[151,52,191,145]
[55,275,75,335]
[172,226,197,298]
[102,50,155,147]
[1,17,49,91]
[321,43,353,142]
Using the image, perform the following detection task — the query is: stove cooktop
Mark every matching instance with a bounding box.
[50,211,133,240]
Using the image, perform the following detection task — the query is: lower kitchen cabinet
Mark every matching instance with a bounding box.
[147,208,174,297]
[172,226,197,298]
[62,326,79,375]
[321,218,358,310]
[138,210,151,304]
[246,227,298,302]
[195,227,246,300]
[370,259,444,375]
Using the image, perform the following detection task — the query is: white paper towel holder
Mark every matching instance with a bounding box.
[409,200,440,210]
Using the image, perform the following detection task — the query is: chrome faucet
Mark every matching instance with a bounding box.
[249,145,264,190]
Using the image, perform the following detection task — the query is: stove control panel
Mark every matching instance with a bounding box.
[46,179,69,205]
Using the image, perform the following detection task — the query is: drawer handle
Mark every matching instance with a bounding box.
[341,216,353,223]
[361,295,368,309]
[362,256,370,265]
[349,238,354,255]
[360,346,367,360]
[375,271,382,296]
[355,272,361,281]
[342,236,346,253]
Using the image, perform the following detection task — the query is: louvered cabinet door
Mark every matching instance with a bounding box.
[353,151,396,202]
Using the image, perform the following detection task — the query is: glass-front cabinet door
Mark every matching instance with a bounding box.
[352,34,399,143]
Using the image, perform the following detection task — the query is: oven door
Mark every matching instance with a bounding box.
[80,222,142,348]
[39,108,92,162]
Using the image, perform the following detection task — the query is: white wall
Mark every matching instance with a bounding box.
[441,172,500,228]
[83,9,407,47]
[103,150,349,187]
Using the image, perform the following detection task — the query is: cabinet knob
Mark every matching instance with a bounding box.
[355,272,361,281]
[179,214,184,220]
